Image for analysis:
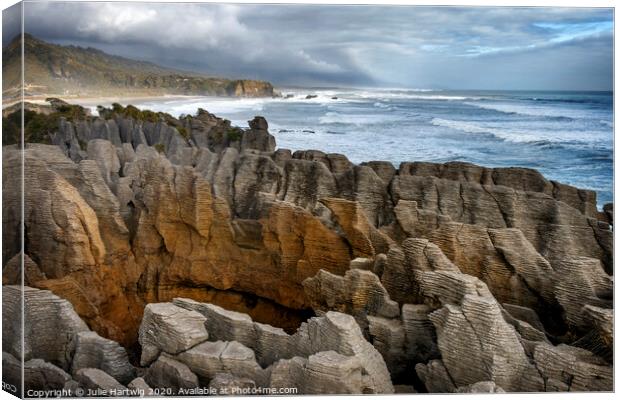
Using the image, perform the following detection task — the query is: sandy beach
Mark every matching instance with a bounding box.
[2,94,207,108]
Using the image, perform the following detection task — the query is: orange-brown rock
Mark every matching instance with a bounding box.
[2,102,612,394]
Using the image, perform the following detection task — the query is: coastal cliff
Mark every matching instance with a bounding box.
[2,100,613,394]
[2,34,275,99]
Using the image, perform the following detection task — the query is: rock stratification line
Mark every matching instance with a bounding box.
[1,100,613,393]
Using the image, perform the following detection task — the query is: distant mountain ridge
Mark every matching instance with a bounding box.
[2,34,275,99]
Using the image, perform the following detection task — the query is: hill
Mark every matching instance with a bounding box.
[2,34,275,100]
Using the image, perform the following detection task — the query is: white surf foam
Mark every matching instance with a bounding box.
[319,111,401,125]
[430,117,609,145]
[464,101,600,120]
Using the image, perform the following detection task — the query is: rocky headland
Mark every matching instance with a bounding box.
[1,99,613,394]
[3,35,276,101]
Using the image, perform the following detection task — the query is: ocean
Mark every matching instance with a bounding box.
[125,88,613,207]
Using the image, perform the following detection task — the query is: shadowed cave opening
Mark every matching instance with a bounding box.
[125,283,316,366]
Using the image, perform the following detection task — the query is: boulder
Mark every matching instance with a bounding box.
[138,303,208,366]
[208,373,256,394]
[415,269,545,392]
[533,343,612,391]
[269,352,364,394]
[172,299,256,349]
[303,268,399,331]
[291,311,394,393]
[2,286,89,370]
[143,354,199,394]
[415,359,456,393]
[172,340,268,387]
[74,368,126,392]
[164,300,393,393]
[254,322,292,367]
[71,331,135,384]
[2,252,47,286]
[242,117,275,152]
[24,359,73,391]
[456,381,506,393]
[127,377,152,395]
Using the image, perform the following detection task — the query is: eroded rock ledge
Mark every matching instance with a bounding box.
[2,100,613,393]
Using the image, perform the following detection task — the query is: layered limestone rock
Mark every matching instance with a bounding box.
[172,298,394,394]
[532,343,613,391]
[127,377,151,394]
[226,80,275,98]
[2,353,73,393]
[143,354,199,393]
[381,210,610,338]
[456,381,506,393]
[1,287,139,394]
[270,352,366,394]
[208,373,256,392]
[574,305,613,362]
[413,263,613,393]
[390,174,612,272]
[2,286,89,370]
[2,102,612,394]
[138,303,209,366]
[71,331,135,384]
[73,368,126,392]
[302,268,399,331]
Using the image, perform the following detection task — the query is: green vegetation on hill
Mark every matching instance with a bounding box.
[2,99,90,146]
[2,34,275,99]
[97,103,165,123]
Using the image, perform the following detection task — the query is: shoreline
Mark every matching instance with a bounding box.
[4,94,612,208]
[2,103,613,394]
[2,94,225,109]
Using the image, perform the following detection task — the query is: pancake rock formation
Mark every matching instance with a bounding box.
[1,100,613,394]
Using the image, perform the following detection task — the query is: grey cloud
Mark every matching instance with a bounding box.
[3,2,21,46]
[13,2,614,90]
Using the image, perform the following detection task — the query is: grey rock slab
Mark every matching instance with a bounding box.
[71,331,135,384]
[138,303,208,366]
[143,354,199,394]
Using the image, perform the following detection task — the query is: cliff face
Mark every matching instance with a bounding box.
[1,100,613,394]
[2,34,275,98]
[226,80,275,97]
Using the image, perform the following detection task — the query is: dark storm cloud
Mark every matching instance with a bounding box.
[2,2,21,47]
[17,2,613,90]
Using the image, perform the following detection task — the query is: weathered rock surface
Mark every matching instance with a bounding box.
[456,381,506,393]
[138,303,209,366]
[209,373,256,395]
[173,298,393,393]
[3,253,47,286]
[2,353,73,393]
[290,311,394,393]
[208,373,256,393]
[127,377,151,394]
[143,354,199,393]
[270,351,365,394]
[74,368,126,392]
[533,342,613,391]
[303,268,399,331]
[71,331,135,384]
[173,340,268,387]
[2,101,612,394]
[574,305,613,362]
[2,286,89,370]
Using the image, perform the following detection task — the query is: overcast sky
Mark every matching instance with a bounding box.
[4,2,614,90]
